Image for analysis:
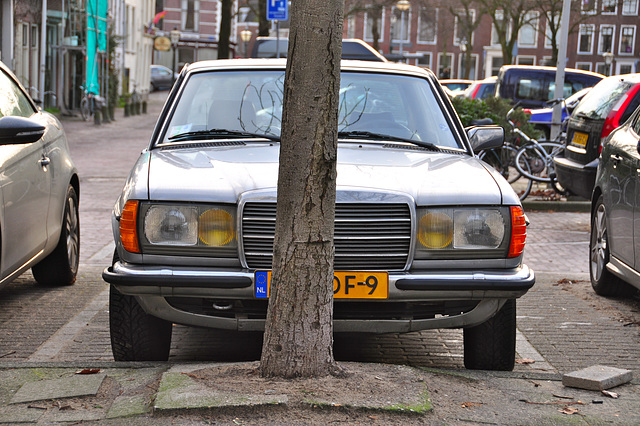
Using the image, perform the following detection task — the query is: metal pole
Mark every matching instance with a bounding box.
[550,0,571,141]
[276,21,280,58]
[399,12,405,57]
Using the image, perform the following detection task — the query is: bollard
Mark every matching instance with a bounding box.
[94,108,101,125]
[142,101,147,114]
[135,101,141,115]
[109,105,116,121]
[124,103,130,117]
[102,106,111,123]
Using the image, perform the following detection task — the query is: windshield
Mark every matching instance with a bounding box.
[160,70,462,149]
[572,78,634,120]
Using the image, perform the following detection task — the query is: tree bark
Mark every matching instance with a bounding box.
[218,0,233,59]
[259,0,344,378]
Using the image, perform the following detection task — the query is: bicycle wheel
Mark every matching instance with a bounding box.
[478,146,522,184]
[515,141,563,183]
[80,97,91,121]
[479,146,532,201]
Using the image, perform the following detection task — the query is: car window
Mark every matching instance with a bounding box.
[0,69,35,118]
[572,79,634,120]
[162,70,462,149]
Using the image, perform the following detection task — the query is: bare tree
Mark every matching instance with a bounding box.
[478,0,540,65]
[218,0,233,59]
[447,0,486,79]
[259,0,344,378]
[534,0,600,65]
[345,0,396,51]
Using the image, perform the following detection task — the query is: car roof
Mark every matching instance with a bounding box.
[498,65,603,78]
[184,58,437,81]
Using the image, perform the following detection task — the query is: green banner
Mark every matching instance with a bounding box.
[86,0,108,94]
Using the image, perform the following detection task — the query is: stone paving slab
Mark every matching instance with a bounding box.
[10,372,106,404]
[563,365,634,390]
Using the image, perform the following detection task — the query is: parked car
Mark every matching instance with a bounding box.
[465,76,497,100]
[554,73,640,199]
[250,38,387,62]
[103,58,534,370]
[590,104,640,297]
[440,79,474,96]
[495,65,603,109]
[150,64,178,91]
[0,61,80,289]
[522,87,591,139]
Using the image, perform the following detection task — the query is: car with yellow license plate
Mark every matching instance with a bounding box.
[103,59,534,370]
[554,73,640,200]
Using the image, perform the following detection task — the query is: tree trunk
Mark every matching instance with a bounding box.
[258,0,270,37]
[217,0,232,59]
[259,0,344,378]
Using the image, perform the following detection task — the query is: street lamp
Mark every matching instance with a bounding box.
[240,29,252,58]
[170,28,181,86]
[603,52,614,77]
[396,0,410,60]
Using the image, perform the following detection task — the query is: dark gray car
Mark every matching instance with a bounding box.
[590,104,640,298]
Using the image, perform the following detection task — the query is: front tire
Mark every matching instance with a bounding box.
[32,185,80,286]
[463,299,516,371]
[109,284,172,361]
[590,196,636,297]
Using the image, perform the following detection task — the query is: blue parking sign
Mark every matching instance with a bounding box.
[267,0,288,21]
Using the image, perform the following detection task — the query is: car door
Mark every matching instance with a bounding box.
[0,68,51,280]
[603,118,638,267]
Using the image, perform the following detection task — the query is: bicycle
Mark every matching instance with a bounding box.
[507,104,566,195]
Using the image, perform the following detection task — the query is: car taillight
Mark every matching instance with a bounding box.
[522,108,532,114]
[470,85,480,99]
[601,83,640,139]
[508,206,526,258]
[120,200,141,253]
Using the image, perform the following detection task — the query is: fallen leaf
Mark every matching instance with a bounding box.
[516,358,535,364]
[602,390,619,399]
[75,368,100,375]
[461,402,483,408]
[559,406,579,415]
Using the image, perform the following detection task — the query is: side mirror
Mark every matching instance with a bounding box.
[466,125,505,153]
[0,116,46,145]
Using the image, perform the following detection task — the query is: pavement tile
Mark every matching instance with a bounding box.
[10,372,106,404]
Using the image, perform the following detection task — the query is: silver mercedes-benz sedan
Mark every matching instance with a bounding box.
[0,61,80,289]
[103,59,534,370]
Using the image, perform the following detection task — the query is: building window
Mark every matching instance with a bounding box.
[438,53,454,79]
[619,63,634,73]
[417,51,431,68]
[453,10,475,46]
[619,26,636,54]
[575,62,593,71]
[182,0,199,32]
[544,14,560,49]
[578,24,595,54]
[346,16,356,39]
[459,54,478,79]
[622,0,638,14]
[518,11,538,47]
[491,10,509,46]
[516,55,535,65]
[391,6,410,43]
[582,0,597,14]
[598,25,615,54]
[364,9,384,42]
[602,0,617,14]
[418,7,437,44]
[595,62,608,75]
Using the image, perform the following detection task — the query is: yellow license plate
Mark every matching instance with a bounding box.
[571,131,588,147]
[254,270,388,299]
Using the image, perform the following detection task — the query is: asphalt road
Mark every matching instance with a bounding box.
[0,91,638,379]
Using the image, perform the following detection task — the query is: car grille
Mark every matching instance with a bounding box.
[241,202,412,270]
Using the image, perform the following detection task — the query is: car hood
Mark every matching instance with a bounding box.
[141,142,511,206]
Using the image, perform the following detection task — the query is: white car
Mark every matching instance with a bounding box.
[0,61,80,289]
[104,59,534,369]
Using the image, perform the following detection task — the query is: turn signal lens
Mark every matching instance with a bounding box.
[199,208,235,246]
[508,206,527,258]
[418,211,453,249]
[120,200,140,253]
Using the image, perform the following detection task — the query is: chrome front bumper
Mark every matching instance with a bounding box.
[103,262,535,333]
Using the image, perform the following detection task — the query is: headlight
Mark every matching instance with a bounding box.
[136,203,237,255]
[416,208,510,259]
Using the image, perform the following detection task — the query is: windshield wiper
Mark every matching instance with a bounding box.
[338,131,439,151]
[168,128,280,142]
